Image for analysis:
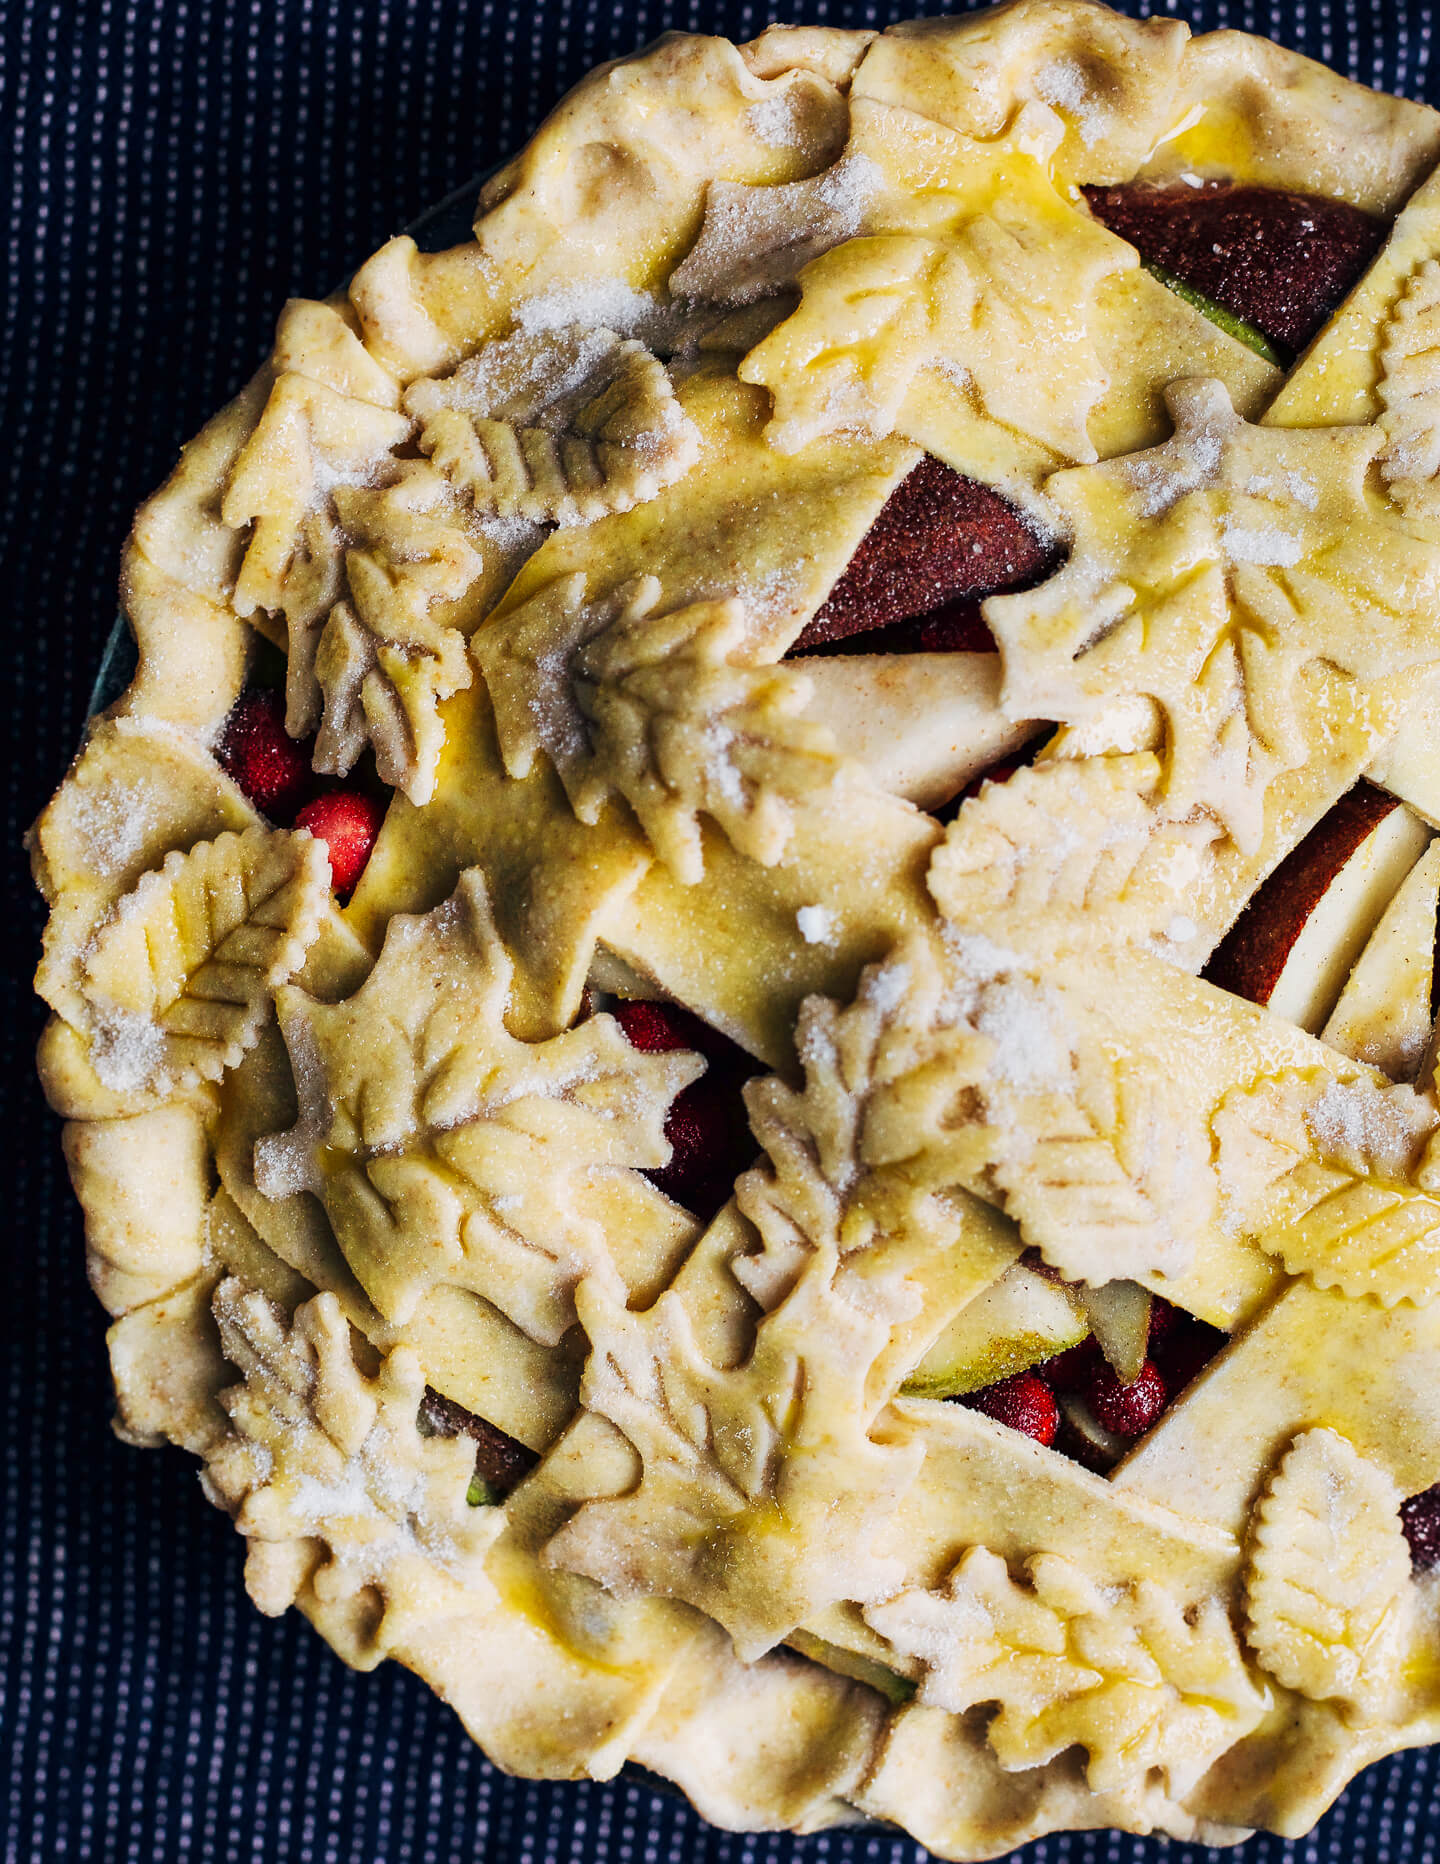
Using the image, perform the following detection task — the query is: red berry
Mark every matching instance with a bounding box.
[1040,1335,1101,1393]
[1085,1358,1169,1440]
[616,998,751,1066]
[959,755,1027,805]
[218,688,313,817]
[1402,1486,1440,1570]
[616,1000,700,1054]
[294,790,386,896]
[1151,1312,1227,1400]
[962,1371,1059,1447]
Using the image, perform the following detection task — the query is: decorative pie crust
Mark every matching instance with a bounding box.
[32,2,1440,1850]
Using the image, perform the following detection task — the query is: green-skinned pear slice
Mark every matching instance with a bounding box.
[786,1629,917,1707]
[900,1263,1087,1400]
[1078,1280,1152,1384]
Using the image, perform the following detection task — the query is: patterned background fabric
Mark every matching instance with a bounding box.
[6,2,1440,1858]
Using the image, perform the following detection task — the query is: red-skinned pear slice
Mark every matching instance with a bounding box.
[1322,838,1440,1079]
[1368,667,1440,826]
[80,825,329,1097]
[798,652,1039,808]
[1207,794,1431,1033]
[1244,1427,1412,1717]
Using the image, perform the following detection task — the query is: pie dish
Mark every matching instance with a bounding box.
[32,0,1440,1850]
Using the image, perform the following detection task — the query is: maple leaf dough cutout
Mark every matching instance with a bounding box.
[988,377,1440,854]
[864,1547,1269,1797]
[544,1243,925,1662]
[1379,258,1440,526]
[668,151,882,308]
[475,573,854,885]
[253,869,702,1347]
[80,824,329,1097]
[750,935,1212,1290]
[405,324,701,527]
[1213,1069,1440,1306]
[203,1278,503,1668]
[312,463,487,804]
[927,752,1220,956]
[1244,1427,1412,1717]
[221,372,414,735]
[739,98,1134,459]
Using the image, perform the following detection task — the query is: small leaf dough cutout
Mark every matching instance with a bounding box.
[203,1278,503,1668]
[668,151,882,308]
[740,100,1134,458]
[253,869,702,1346]
[81,825,329,1097]
[475,573,853,885]
[544,1243,925,1662]
[1214,1069,1440,1306]
[405,324,701,527]
[1244,1427,1412,1717]
[1379,258,1440,526]
[928,752,1220,956]
[865,1547,1268,1797]
[313,464,486,804]
[221,372,414,735]
[988,378,1440,854]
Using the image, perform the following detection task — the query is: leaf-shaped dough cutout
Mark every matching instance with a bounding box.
[311,465,487,804]
[406,325,701,527]
[221,372,413,734]
[204,1279,502,1666]
[1244,1427,1411,1715]
[545,1246,924,1661]
[81,825,329,1096]
[254,869,702,1345]
[668,151,881,307]
[866,1547,1267,1798]
[928,753,1219,954]
[741,935,1209,1293]
[988,378,1440,853]
[1215,1070,1440,1306]
[477,573,851,885]
[1379,258,1440,526]
[739,99,1132,459]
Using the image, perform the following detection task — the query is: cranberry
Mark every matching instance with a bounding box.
[294,789,386,896]
[217,687,313,818]
[1085,1358,1169,1439]
[962,1370,1060,1447]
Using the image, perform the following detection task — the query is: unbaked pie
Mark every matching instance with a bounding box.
[34,1,1440,1850]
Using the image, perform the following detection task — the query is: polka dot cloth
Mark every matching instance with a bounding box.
[6,1,1440,1858]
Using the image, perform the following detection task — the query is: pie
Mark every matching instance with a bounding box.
[33,1,1440,1850]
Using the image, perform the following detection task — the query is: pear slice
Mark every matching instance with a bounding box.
[1078,1280,1152,1384]
[1321,837,1440,1081]
[900,1261,1087,1399]
[799,652,1039,811]
[1212,790,1432,1033]
[1057,1393,1128,1473]
[786,1629,916,1706]
[1367,665,1440,829]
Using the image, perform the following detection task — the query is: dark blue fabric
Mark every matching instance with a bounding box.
[7,2,1440,1858]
